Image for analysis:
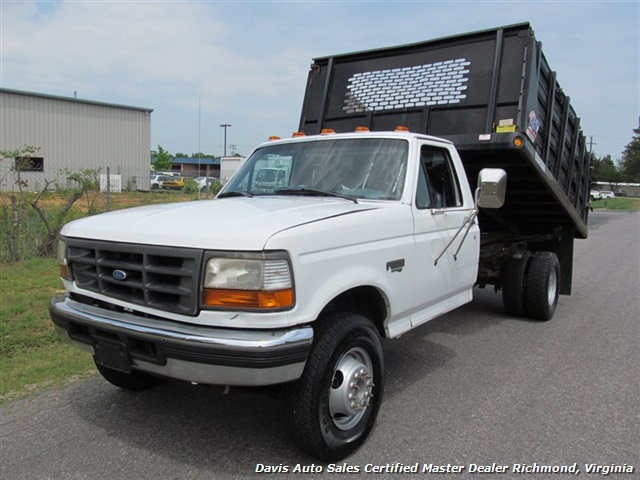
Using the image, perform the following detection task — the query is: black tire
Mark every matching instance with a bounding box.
[502,252,531,317]
[284,312,384,461]
[524,252,560,321]
[94,359,165,391]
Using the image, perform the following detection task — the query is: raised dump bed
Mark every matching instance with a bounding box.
[299,22,590,241]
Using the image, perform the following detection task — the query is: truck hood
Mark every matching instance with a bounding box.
[61,197,379,250]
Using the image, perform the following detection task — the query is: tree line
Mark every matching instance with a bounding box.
[151,145,243,172]
[591,127,640,184]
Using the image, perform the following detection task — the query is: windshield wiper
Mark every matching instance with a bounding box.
[217,190,254,198]
[275,187,358,204]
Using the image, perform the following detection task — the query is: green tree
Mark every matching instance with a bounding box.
[191,152,216,158]
[619,127,640,182]
[32,168,101,256]
[591,154,622,183]
[152,145,174,171]
[1,146,101,260]
[0,146,41,260]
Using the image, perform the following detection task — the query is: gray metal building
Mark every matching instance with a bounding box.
[0,88,153,192]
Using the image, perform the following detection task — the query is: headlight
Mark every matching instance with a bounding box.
[202,255,294,310]
[57,238,72,281]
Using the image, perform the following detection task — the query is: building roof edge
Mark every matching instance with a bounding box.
[0,87,154,113]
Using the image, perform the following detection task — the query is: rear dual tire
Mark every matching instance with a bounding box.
[502,252,532,317]
[525,252,560,321]
[502,251,560,321]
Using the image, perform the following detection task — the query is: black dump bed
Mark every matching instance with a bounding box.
[299,23,590,239]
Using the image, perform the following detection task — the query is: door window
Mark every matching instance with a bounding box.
[416,146,461,209]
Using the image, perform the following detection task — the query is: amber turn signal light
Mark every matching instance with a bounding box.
[203,288,294,309]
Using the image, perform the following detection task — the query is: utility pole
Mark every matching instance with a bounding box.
[229,144,237,156]
[220,124,231,157]
[198,97,201,176]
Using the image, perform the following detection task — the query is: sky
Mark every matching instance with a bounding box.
[1,0,638,161]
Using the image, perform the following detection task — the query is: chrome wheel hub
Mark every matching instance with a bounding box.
[547,268,558,306]
[329,347,374,430]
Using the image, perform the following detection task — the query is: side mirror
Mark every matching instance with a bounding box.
[476,168,507,209]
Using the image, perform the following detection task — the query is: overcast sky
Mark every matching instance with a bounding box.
[1,0,638,160]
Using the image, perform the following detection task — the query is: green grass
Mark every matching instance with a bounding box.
[0,258,95,405]
[591,197,640,211]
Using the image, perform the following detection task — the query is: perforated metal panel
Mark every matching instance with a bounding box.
[343,59,470,113]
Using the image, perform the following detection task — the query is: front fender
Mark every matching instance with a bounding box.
[268,205,416,334]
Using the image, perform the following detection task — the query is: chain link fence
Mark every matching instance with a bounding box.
[0,163,224,262]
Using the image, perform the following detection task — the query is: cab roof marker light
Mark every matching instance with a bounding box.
[355,126,370,132]
[268,135,281,141]
[395,125,410,132]
[292,131,306,137]
[321,129,336,135]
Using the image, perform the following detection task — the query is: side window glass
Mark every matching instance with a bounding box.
[416,161,430,209]
[420,146,461,208]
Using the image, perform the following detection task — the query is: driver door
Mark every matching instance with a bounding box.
[411,144,479,327]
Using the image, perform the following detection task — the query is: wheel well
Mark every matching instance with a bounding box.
[318,286,389,338]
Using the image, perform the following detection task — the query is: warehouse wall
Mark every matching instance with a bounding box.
[0,89,152,192]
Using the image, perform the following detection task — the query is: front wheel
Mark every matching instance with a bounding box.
[285,312,384,461]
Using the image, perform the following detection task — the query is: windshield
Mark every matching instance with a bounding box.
[223,138,409,200]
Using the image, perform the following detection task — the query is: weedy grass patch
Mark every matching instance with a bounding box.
[0,258,95,405]
[591,197,640,211]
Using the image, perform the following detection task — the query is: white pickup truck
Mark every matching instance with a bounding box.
[51,130,510,459]
[50,24,591,460]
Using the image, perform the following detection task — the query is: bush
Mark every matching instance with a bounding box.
[210,181,222,196]
[183,177,199,194]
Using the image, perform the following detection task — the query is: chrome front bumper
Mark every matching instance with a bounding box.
[49,294,313,386]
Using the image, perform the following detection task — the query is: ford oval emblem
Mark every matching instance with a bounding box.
[112,269,127,281]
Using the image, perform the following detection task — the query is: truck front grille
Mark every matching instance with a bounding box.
[67,239,203,315]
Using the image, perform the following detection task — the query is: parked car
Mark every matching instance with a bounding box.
[195,176,215,192]
[162,177,186,190]
[600,190,615,199]
[590,190,601,201]
[150,174,173,190]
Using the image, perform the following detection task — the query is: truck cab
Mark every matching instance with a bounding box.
[51,129,504,460]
